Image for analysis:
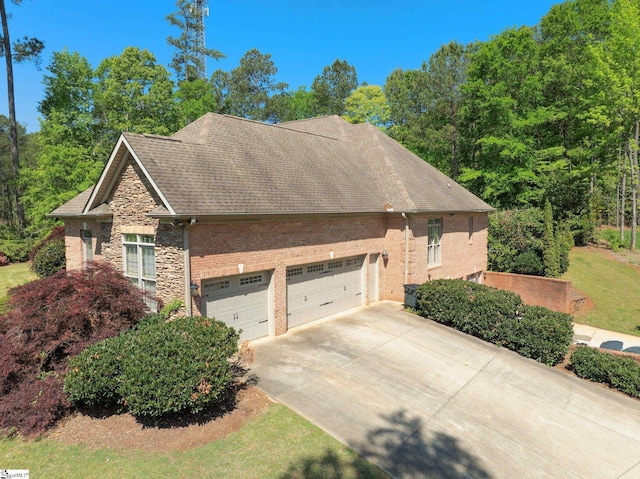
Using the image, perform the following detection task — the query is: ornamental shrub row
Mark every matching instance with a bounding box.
[570,346,640,398]
[415,279,573,366]
[65,316,239,417]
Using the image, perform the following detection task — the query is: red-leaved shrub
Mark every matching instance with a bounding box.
[0,251,8,267]
[0,262,150,436]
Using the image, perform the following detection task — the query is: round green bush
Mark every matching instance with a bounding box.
[511,249,544,276]
[118,316,239,417]
[65,316,240,418]
[32,238,66,278]
[65,332,131,407]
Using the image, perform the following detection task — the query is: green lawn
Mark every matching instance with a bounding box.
[0,262,36,299]
[0,404,387,478]
[564,247,640,336]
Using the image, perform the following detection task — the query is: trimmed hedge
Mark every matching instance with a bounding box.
[65,316,240,417]
[415,279,573,366]
[500,306,574,366]
[570,346,640,398]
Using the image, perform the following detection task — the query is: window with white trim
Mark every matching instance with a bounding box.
[81,230,93,263]
[428,218,442,266]
[123,234,157,311]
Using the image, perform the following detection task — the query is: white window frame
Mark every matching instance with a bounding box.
[81,229,93,264]
[428,218,442,267]
[123,233,157,311]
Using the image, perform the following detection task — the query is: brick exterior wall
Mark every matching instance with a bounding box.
[484,271,571,313]
[411,213,488,284]
[64,219,104,270]
[64,160,489,336]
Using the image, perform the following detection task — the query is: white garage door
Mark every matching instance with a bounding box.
[287,256,364,329]
[202,271,270,341]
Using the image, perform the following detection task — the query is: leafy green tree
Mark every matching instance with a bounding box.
[385,67,430,158]
[263,86,318,123]
[459,26,561,209]
[0,0,44,229]
[588,0,640,250]
[425,41,470,178]
[311,59,357,116]
[166,0,224,82]
[22,50,102,226]
[342,85,390,129]
[174,77,217,125]
[226,48,287,121]
[93,47,179,149]
[542,200,560,277]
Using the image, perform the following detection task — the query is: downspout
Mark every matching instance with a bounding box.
[402,213,409,284]
[184,225,192,316]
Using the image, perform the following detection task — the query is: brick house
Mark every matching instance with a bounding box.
[51,113,493,341]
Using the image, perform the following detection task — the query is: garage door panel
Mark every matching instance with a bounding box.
[203,272,270,342]
[287,256,363,329]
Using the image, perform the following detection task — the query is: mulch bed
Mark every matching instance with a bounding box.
[47,386,273,453]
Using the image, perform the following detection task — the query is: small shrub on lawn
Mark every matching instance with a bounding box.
[500,306,573,366]
[570,346,640,398]
[29,226,65,262]
[0,262,149,436]
[0,251,9,267]
[415,279,572,366]
[0,239,29,263]
[31,238,66,277]
[65,316,240,418]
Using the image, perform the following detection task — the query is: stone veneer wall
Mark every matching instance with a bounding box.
[98,160,185,308]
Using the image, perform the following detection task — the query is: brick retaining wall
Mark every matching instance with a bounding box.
[484,271,571,313]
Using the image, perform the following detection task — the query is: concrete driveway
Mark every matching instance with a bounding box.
[250,301,640,479]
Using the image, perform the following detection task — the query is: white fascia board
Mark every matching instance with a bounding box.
[83,135,128,214]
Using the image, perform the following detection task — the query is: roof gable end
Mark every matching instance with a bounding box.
[83,134,176,215]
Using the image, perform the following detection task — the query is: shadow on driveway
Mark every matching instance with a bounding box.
[279,408,490,479]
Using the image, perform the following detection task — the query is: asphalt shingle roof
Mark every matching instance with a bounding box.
[51,113,493,217]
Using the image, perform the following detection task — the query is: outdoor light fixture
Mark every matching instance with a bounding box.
[190,281,199,296]
[381,250,389,259]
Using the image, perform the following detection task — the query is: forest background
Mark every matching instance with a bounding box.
[1,0,637,266]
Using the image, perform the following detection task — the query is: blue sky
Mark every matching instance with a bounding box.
[7,0,561,133]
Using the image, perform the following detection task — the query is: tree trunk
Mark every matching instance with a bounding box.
[621,145,627,243]
[0,0,25,230]
[632,118,639,251]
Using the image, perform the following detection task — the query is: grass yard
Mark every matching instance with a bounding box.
[0,262,36,299]
[0,404,387,479]
[564,247,640,336]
